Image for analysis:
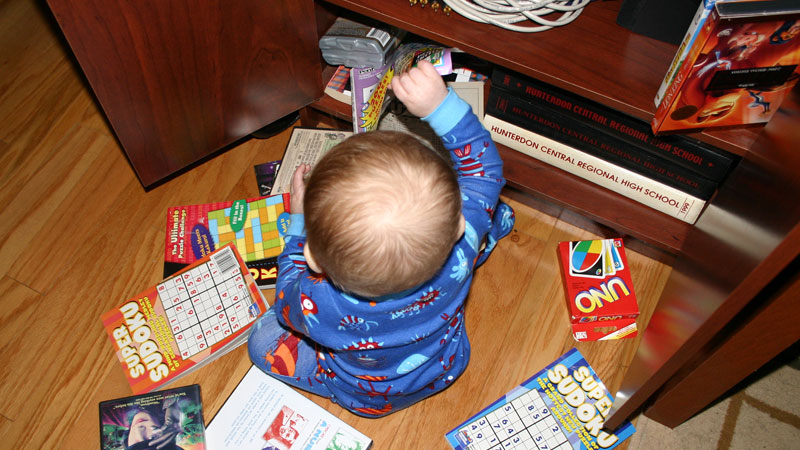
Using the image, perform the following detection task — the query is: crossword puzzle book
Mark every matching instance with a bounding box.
[103,244,269,394]
[445,349,635,450]
[164,194,291,288]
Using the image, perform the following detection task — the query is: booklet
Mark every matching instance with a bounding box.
[206,365,372,450]
[270,128,353,196]
[103,244,269,394]
[446,348,635,450]
[351,43,452,134]
[163,194,291,288]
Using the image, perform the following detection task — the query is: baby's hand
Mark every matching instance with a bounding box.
[290,164,311,214]
[391,60,448,118]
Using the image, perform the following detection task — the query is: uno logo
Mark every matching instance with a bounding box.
[598,315,623,321]
[574,277,630,314]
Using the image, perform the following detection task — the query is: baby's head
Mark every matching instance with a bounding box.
[303,131,464,298]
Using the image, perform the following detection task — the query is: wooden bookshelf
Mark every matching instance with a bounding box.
[307,0,767,255]
[309,0,800,429]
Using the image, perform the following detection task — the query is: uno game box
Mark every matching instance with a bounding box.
[557,238,639,342]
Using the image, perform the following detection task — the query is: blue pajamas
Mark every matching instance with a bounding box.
[248,89,515,417]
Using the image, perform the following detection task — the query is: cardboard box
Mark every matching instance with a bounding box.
[557,238,640,341]
[652,1,800,134]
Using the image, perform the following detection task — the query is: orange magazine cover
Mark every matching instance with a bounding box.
[102,244,268,394]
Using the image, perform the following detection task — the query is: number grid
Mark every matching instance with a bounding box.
[156,256,255,360]
[457,390,572,450]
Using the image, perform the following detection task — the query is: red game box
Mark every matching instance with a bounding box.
[557,238,639,341]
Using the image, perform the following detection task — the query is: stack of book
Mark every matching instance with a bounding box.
[484,66,737,224]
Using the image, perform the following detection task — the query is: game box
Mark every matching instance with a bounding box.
[99,384,206,450]
[557,238,639,342]
[652,1,800,133]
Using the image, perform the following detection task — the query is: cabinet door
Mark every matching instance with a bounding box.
[47,0,322,187]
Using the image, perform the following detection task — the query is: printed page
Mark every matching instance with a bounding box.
[206,365,371,450]
[271,129,352,196]
[378,81,485,155]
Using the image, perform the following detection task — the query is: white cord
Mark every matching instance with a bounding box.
[442,0,592,32]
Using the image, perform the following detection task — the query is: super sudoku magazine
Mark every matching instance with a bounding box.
[446,348,635,450]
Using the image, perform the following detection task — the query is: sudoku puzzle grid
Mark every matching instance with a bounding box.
[156,247,255,359]
[455,389,570,450]
[207,196,285,263]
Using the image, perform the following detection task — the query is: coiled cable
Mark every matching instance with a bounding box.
[441,0,592,32]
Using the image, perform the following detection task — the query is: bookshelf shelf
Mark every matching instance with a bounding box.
[318,0,760,156]
[308,3,800,428]
[309,86,691,253]
[311,0,709,254]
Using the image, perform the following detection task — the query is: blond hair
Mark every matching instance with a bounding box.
[304,131,461,298]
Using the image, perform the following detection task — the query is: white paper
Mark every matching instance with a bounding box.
[206,365,371,450]
[271,129,353,196]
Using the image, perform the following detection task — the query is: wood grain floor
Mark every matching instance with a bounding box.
[0,0,672,448]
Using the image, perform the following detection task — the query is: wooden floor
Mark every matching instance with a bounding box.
[0,0,672,448]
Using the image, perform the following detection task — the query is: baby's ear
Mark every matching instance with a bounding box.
[303,242,323,274]
[456,214,466,240]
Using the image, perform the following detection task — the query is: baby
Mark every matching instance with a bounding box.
[248,61,514,417]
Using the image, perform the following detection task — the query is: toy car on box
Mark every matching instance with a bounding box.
[557,238,639,341]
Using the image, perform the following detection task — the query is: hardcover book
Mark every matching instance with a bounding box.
[206,365,372,450]
[487,87,719,199]
[491,65,736,182]
[652,2,800,133]
[445,348,635,449]
[483,114,706,224]
[100,384,206,450]
[103,244,269,394]
[557,238,639,342]
[164,194,291,288]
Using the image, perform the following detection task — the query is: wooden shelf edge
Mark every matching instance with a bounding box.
[311,93,353,123]
[497,145,690,253]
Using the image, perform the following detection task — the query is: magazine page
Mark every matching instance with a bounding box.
[351,43,453,134]
[378,80,485,154]
[271,128,353,196]
[206,366,371,450]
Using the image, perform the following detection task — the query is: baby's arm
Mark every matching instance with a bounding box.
[396,62,505,248]
[391,61,449,117]
[270,164,315,333]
